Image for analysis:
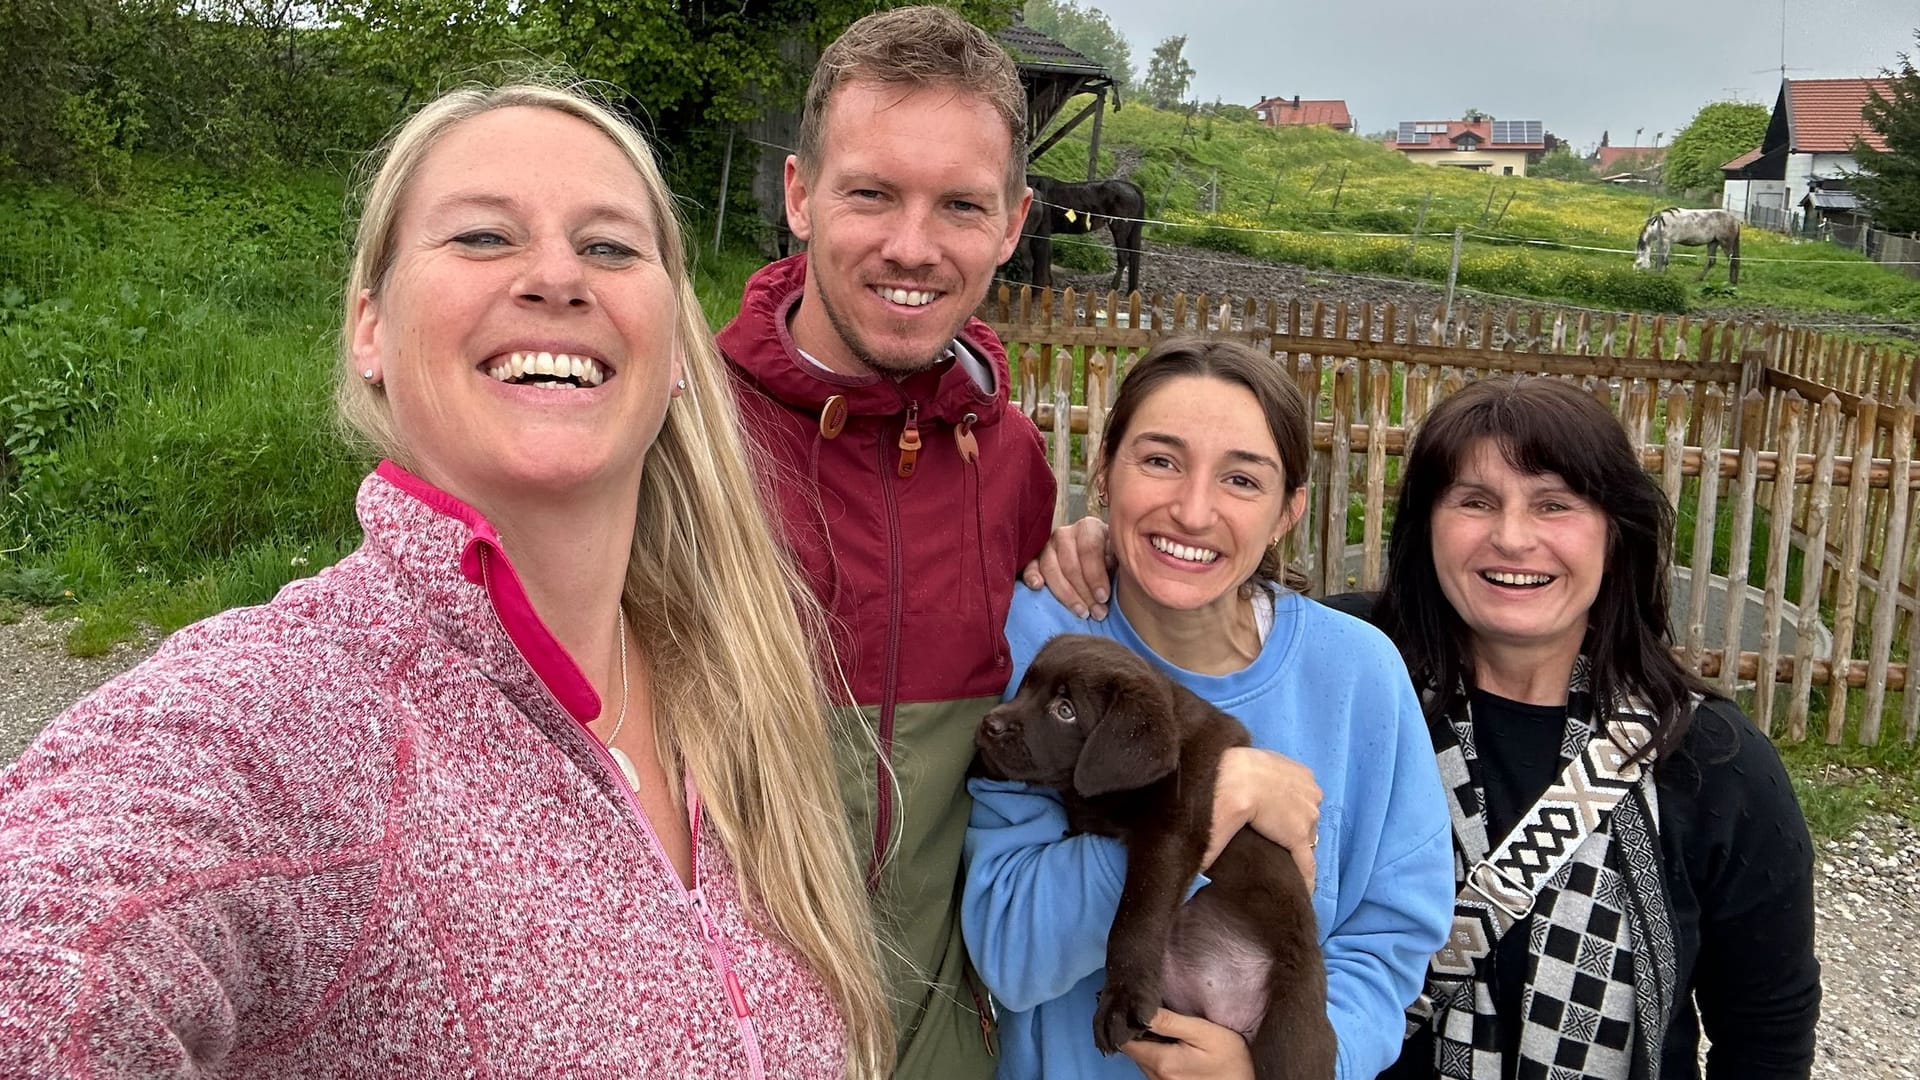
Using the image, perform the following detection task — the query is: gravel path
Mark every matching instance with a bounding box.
[0,609,1913,1074]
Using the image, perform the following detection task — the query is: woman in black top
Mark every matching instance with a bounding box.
[1360,376,1818,1080]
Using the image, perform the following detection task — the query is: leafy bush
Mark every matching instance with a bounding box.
[1576,267,1691,313]
[1345,208,1414,234]
[0,567,71,604]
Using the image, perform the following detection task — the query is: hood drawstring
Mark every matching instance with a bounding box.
[811,395,848,613]
[958,412,1006,669]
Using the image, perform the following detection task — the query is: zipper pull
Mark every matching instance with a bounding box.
[954,412,979,463]
[689,888,718,944]
[897,401,922,478]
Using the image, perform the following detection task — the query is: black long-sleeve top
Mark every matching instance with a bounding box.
[1329,601,1822,1079]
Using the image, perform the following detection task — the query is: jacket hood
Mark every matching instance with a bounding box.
[716,254,1014,428]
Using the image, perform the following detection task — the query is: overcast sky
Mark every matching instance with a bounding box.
[1086,0,1916,152]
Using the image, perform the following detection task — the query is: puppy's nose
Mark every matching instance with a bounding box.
[981,711,1010,738]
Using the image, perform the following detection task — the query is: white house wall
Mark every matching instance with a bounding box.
[1722,179,1750,213]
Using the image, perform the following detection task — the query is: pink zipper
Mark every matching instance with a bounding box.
[476,545,767,1079]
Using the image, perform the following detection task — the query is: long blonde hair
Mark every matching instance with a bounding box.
[336,81,892,1075]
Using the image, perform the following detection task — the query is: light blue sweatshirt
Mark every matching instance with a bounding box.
[962,585,1453,1080]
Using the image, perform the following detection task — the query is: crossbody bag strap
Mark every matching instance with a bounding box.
[1412,718,1655,1021]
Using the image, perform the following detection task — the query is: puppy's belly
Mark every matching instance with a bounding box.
[1159,895,1272,1040]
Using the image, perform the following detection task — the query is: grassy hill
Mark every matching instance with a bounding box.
[1029,104,1920,323]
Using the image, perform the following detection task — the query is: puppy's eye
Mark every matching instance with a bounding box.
[1050,697,1077,723]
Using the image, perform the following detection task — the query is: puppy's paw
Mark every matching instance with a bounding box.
[1092,982,1157,1055]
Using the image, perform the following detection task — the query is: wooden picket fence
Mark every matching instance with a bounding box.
[980,284,1920,747]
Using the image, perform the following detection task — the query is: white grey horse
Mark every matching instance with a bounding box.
[1634,207,1741,284]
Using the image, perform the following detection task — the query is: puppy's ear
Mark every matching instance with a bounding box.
[1072,670,1180,797]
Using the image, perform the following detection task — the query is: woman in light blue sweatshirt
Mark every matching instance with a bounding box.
[962,338,1453,1080]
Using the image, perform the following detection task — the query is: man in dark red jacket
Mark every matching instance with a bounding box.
[715,7,1055,1078]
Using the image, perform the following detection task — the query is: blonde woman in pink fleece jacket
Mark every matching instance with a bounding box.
[0,83,891,1079]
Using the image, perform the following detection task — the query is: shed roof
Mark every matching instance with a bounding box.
[1802,189,1860,210]
[997,21,1106,75]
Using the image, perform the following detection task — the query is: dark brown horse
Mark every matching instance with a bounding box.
[1018,174,1145,295]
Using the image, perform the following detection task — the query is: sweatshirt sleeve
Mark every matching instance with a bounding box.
[1319,663,1455,1080]
[1682,702,1820,1079]
[0,663,384,1077]
[960,777,1132,1012]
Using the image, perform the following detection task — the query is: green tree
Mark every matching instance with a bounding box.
[1139,34,1193,110]
[1854,34,1920,233]
[1664,100,1770,194]
[528,0,1006,203]
[1021,0,1133,92]
[1530,146,1599,182]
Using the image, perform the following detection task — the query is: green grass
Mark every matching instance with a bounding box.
[0,162,762,654]
[1779,736,1920,840]
[1029,105,1920,322]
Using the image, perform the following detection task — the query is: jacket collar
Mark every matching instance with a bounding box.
[715,254,1013,428]
[359,462,600,725]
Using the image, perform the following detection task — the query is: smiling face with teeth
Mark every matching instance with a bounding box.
[1429,439,1610,665]
[350,106,681,512]
[1103,376,1306,629]
[783,80,1029,377]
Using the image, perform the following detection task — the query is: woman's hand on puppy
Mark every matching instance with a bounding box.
[1206,747,1321,890]
[1121,1009,1254,1080]
[1022,515,1112,619]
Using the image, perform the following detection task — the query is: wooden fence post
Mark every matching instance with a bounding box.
[1718,390,1766,694]
[1790,398,1843,742]
[1756,393,1805,735]
[1863,400,1916,743]
[1051,345,1073,527]
[1685,385,1726,673]
[1361,360,1392,591]
[1322,362,1356,592]
[1827,399,1881,743]
[1408,189,1431,266]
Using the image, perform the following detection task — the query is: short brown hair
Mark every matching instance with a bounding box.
[1096,337,1313,592]
[795,5,1027,197]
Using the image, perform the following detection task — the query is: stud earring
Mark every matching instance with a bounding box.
[361,369,377,383]
[676,378,687,391]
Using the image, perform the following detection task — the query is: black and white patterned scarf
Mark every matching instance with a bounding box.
[1413,657,1680,1080]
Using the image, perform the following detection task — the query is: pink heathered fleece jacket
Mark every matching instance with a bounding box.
[0,464,847,1079]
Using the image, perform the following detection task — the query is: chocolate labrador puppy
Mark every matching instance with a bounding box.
[976,633,1335,1080]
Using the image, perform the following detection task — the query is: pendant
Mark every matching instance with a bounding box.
[608,746,641,791]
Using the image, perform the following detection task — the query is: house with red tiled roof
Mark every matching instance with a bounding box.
[1389,117,1547,176]
[1721,78,1892,228]
[1252,94,1353,133]
[1595,144,1665,174]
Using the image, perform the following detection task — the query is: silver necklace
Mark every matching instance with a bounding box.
[604,610,640,791]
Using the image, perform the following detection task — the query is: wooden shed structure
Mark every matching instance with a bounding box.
[995,15,1120,180]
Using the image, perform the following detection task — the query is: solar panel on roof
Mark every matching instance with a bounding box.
[1489,120,1543,144]
[1398,122,1419,144]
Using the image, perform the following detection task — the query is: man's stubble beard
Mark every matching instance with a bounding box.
[816,273,963,378]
